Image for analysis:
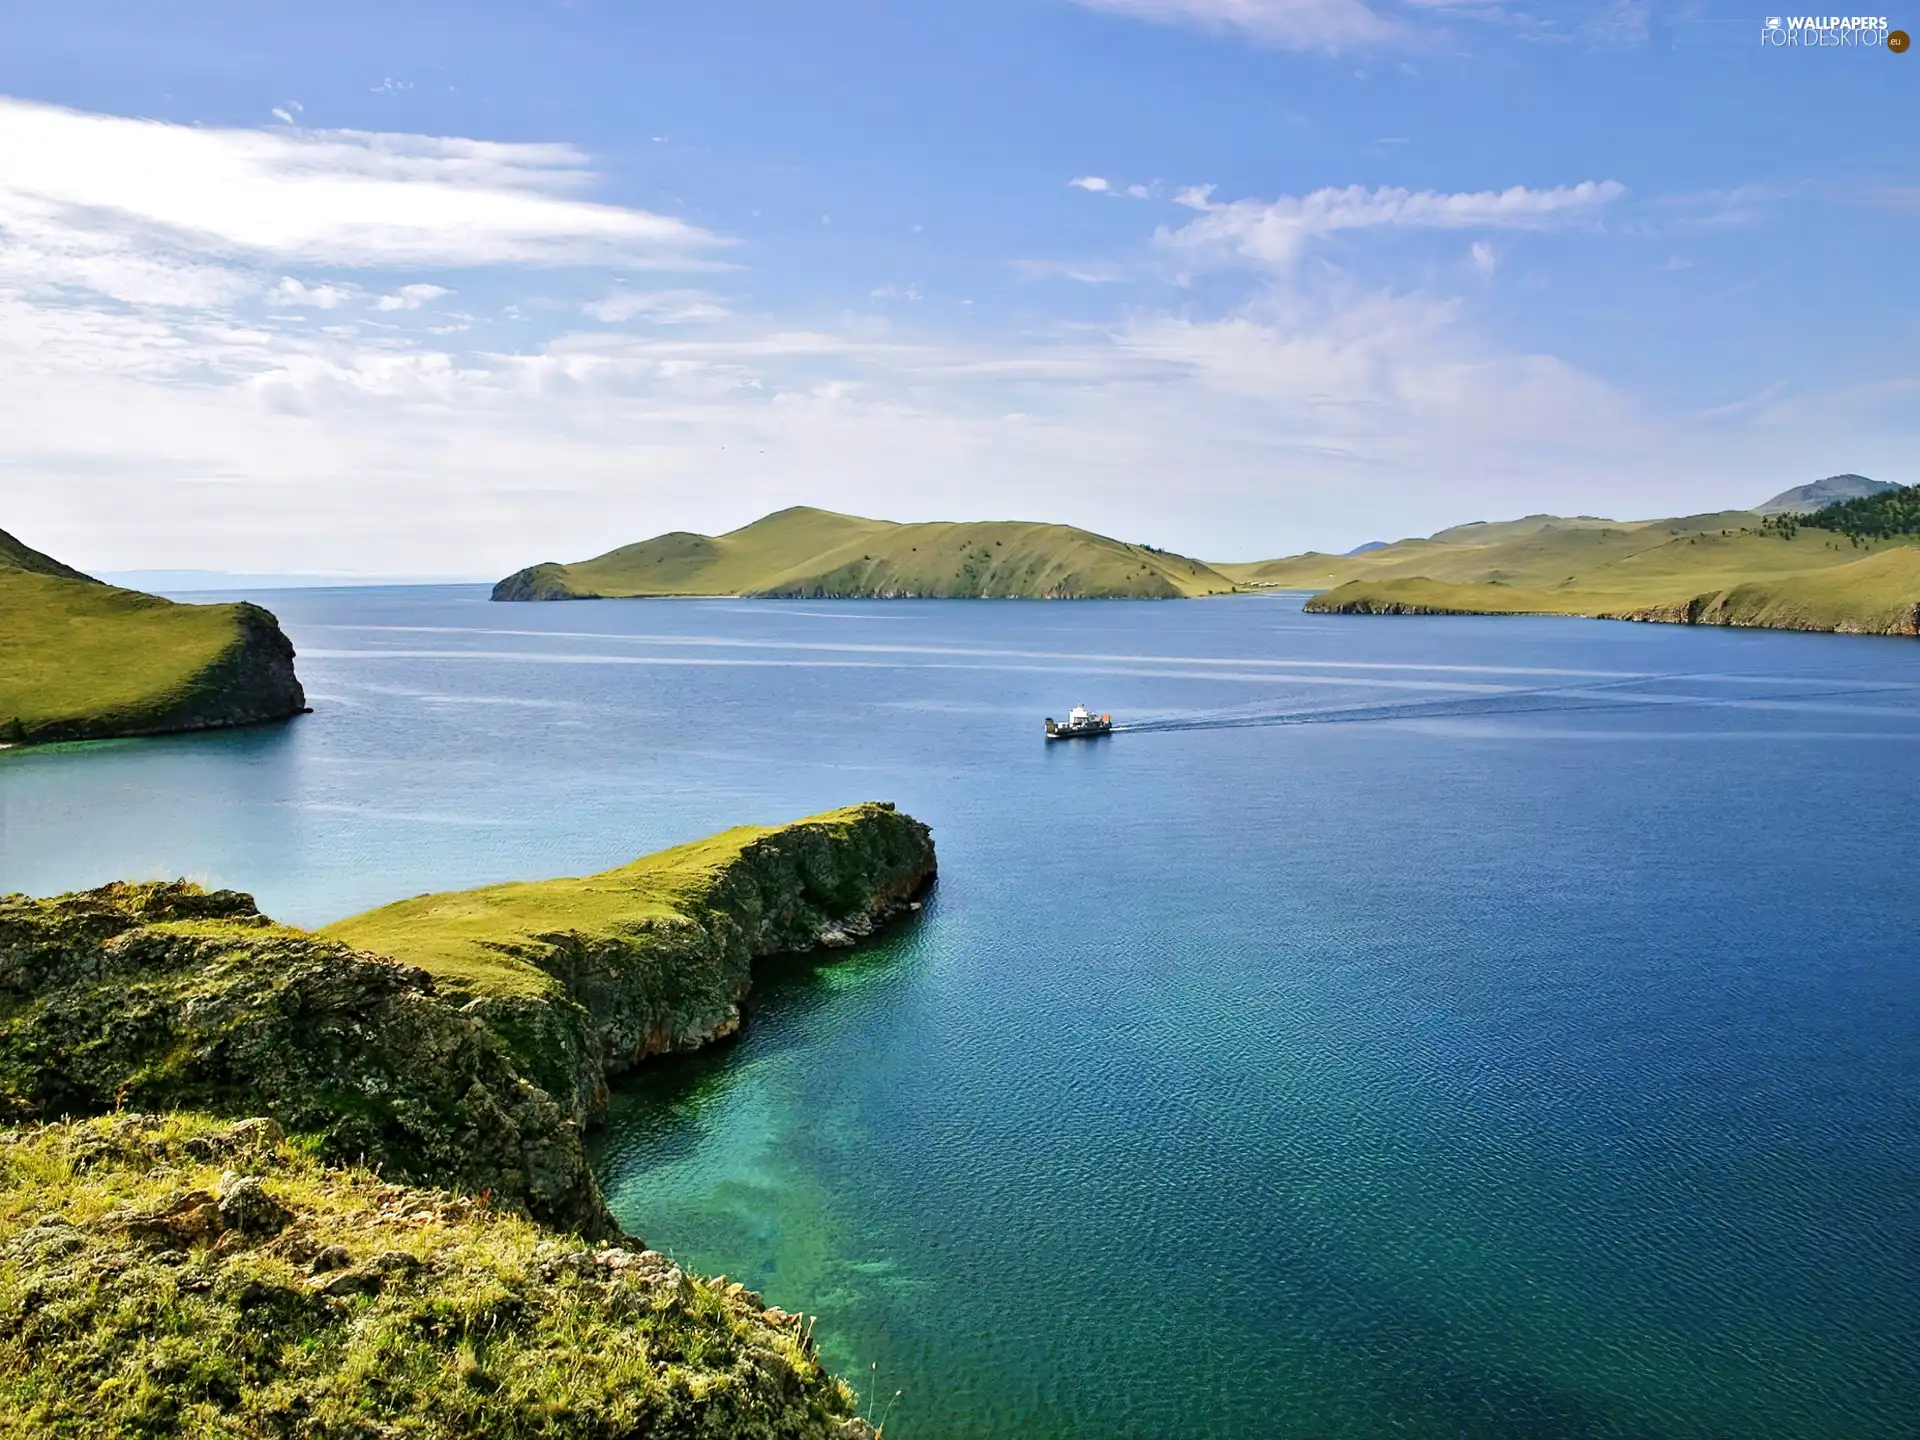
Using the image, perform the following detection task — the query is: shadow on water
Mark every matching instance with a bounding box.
[589,907,931,1169]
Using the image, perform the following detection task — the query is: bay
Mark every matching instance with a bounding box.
[3,586,1915,1438]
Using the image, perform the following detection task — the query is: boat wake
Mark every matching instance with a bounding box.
[1108,676,1915,736]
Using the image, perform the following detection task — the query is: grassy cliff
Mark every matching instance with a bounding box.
[323,803,937,1120]
[3,805,935,1239]
[1,806,933,1433]
[0,529,307,745]
[0,1113,877,1439]
[493,506,1236,601]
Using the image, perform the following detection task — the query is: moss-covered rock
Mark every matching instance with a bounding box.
[324,802,938,1123]
[1,805,937,1243]
[0,1113,879,1439]
[0,881,613,1237]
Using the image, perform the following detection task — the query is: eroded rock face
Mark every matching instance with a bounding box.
[0,882,615,1238]
[1,808,937,1240]
[468,803,938,1114]
[9,599,308,746]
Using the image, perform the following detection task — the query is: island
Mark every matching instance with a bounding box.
[493,505,1238,601]
[1219,477,1920,637]
[0,526,308,745]
[1,802,932,1436]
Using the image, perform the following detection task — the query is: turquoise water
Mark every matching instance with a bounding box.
[4,588,1915,1437]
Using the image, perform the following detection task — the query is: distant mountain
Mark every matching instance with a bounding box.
[1755,474,1897,515]
[1216,496,1920,637]
[2,526,306,745]
[494,506,1237,601]
[1344,541,1389,555]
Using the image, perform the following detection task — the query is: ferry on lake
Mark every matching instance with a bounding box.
[1045,705,1112,740]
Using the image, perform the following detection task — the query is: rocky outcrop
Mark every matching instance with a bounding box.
[0,1113,879,1438]
[331,803,938,1126]
[1,807,937,1242]
[101,600,308,739]
[1306,596,1477,615]
[2,584,309,747]
[491,562,584,601]
[0,882,614,1238]
[1607,591,1920,635]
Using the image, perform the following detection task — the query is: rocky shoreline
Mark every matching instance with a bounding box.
[2,804,935,1240]
[0,805,933,1435]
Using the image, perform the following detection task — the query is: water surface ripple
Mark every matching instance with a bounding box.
[3,589,1914,1438]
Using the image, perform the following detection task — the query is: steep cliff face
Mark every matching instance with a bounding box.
[490,562,580,601]
[0,882,613,1237]
[98,600,308,740]
[325,803,939,1124]
[0,568,308,746]
[0,806,936,1241]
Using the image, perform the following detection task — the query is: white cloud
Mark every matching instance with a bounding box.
[1069,0,1400,51]
[1470,240,1497,274]
[1068,176,1111,192]
[1160,180,1625,268]
[1009,258,1132,284]
[0,96,726,276]
[584,289,731,324]
[0,97,1895,573]
[375,283,452,312]
[274,277,359,309]
[870,283,923,302]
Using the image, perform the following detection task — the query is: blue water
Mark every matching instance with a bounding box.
[4,587,1915,1438]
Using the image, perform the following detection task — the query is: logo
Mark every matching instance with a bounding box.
[1760,13,1896,44]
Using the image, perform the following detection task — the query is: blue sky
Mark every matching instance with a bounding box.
[0,0,1912,572]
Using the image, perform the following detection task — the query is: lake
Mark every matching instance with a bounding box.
[3,587,1914,1438]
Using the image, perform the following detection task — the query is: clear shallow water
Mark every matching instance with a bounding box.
[3,587,1915,1438]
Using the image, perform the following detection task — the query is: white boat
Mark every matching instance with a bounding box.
[1045,705,1112,740]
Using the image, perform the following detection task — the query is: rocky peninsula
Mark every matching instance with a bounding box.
[0,803,934,1436]
[0,527,308,746]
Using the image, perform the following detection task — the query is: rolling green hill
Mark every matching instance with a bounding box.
[494,506,1238,600]
[1261,485,1920,636]
[0,528,307,745]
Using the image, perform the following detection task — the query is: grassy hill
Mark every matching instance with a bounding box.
[0,529,307,745]
[1273,490,1920,636]
[494,506,1237,600]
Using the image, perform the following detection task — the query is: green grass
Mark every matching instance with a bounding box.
[321,823,785,1001]
[1215,510,1768,592]
[495,506,1237,601]
[0,571,243,740]
[1218,505,1920,636]
[322,802,926,1003]
[1304,536,1920,635]
[0,1113,868,1438]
